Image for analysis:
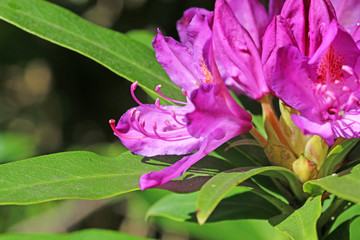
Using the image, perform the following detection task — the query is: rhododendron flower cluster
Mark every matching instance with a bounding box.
[111,0,360,188]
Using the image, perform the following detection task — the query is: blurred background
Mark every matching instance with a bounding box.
[0,0,291,239]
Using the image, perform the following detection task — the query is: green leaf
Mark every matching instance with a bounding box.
[271,196,322,240]
[304,164,360,204]
[0,151,159,204]
[0,229,150,240]
[0,0,183,102]
[146,191,198,222]
[137,187,289,240]
[330,203,360,233]
[147,187,281,223]
[0,150,233,205]
[196,166,303,225]
[318,139,359,178]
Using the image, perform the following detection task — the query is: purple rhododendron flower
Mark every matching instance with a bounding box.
[111,8,252,190]
[272,0,360,145]
[212,0,284,100]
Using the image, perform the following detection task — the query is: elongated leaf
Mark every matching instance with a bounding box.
[304,164,360,204]
[0,151,158,204]
[196,166,303,225]
[0,0,183,102]
[271,196,322,240]
[0,229,149,240]
[147,187,281,223]
[318,139,359,178]
[0,151,228,205]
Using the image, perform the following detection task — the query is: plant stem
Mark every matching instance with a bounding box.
[249,126,267,148]
[260,94,291,149]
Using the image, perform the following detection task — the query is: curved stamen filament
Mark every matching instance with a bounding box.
[130,81,169,114]
[156,85,187,105]
[152,122,193,141]
[170,110,186,126]
[109,119,144,139]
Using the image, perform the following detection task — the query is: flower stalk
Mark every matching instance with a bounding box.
[249,125,267,148]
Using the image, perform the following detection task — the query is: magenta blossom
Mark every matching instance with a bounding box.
[273,19,360,145]
[212,0,284,100]
[111,8,252,190]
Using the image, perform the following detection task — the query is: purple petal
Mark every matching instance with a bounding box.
[186,83,252,139]
[309,21,360,67]
[114,104,201,157]
[139,82,252,190]
[213,0,269,100]
[308,0,336,56]
[153,31,199,93]
[269,0,285,21]
[332,111,360,140]
[139,134,222,190]
[262,15,299,87]
[176,8,213,51]
[226,0,269,49]
[292,110,360,145]
[331,0,360,33]
[291,114,334,145]
[280,0,308,54]
[272,46,321,121]
[177,9,214,81]
[351,23,360,42]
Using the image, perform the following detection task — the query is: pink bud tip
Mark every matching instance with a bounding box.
[155,85,162,91]
[131,81,139,91]
[109,119,117,132]
[182,89,188,96]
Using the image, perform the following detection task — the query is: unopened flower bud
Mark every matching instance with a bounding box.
[304,135,328,171]
[292,154,317,182]
[279,101,310,157]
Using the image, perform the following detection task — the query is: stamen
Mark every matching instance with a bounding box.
[129,108,136,118]
[155,85,187,105]
[342,65,354,75]
[155,98,160,108]
[164,120,175,129]
[182,89,188,97]
[170,110,186,126]
[130,81,170,114]
[109,119,143,139]
[343,86,351,92]
[345,94,360,111]
[315,83,322,93]
[325,91,337,101]
[151,122,192,141]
